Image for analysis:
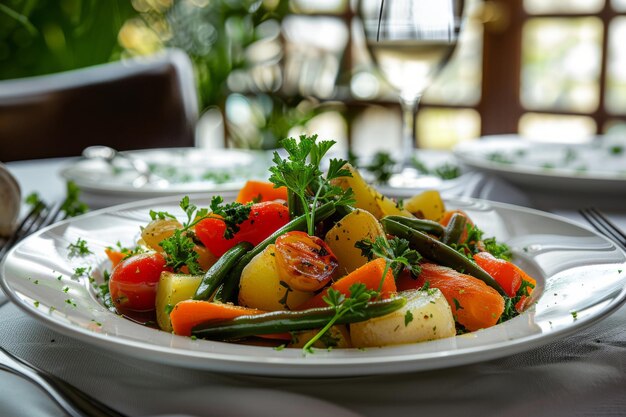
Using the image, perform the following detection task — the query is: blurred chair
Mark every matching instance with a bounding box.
[0,49,198,161]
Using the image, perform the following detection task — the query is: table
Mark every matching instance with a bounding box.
[1,158,625,417]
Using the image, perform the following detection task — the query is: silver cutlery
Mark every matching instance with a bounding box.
[579,207,626,250]
[0,347,126,417]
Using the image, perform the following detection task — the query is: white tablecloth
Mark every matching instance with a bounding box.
[1,158,625,417]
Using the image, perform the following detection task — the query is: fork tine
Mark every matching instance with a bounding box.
[588,207,626,244]
[0,202,45,255]
[0,202,65,260]
[580,208,626,250]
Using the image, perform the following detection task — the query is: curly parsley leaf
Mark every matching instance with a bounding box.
[355,236,422,278]
[450,224,511,261]
[157,196,251,274]
[209,196,252,239]
[269,135,353,234]
[149,210,176,221]
[160,229,202,274]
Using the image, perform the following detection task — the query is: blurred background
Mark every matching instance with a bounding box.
[1,0,626,157]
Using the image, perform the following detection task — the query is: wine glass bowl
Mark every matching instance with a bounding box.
[358,0,464,184]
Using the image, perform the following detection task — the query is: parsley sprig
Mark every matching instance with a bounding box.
[269,135,354,235]
[356,236,422,280]
[156,196,251,274]
[450,224,512,261]
[302,283,376,353]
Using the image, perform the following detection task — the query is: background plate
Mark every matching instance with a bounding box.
[1,196,625,377]
[60,148,272,207]
[454,135,626,193]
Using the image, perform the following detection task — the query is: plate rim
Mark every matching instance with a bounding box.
[2,195,626,377]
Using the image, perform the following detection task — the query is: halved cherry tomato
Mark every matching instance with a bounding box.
[109,252,167,312]
[195,201,289,257]
[274,231,338,292]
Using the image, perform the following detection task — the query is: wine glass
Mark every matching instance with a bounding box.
[358,0,464,185]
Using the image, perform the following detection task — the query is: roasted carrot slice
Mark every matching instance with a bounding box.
[235,180,288,204]
[170,300,265,336]
[397,263,504,331]
[104,248,126,269]
[295,258,396,310]
[473,252,522,298]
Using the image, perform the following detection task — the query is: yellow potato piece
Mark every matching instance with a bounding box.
[239,244,313,311]
[325,208,385,276]
[155,272,202,332]
[333,164,412,219]
[350,288,455,348]
[403,190,446,221]
[141,218,183,252]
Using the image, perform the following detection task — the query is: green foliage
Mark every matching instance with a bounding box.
[0,0,136,80]
[355,236,422,278]
[269,134,353,234]
[157,196,251,274]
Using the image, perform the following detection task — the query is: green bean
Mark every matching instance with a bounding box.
[192,296,407,340]
[381,218,506,295]
[383,215,445,237]
[442,213,467,245]
[193,242,253,301]
[216,201,337,302]
[287,190,304,219]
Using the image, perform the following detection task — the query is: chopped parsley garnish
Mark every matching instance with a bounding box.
[364,151,396,184]
[156,196,251,274]
[411,157,461,180]
[433,163,461,180]
[67,238,92,258]
[498,278,536,323]
[450,224,511,261]
[269,135,354,235]
[487,152,512,164]
[61,181,89,217]
[404,310,414,326]
[571,310,578,320]
[356,236,422,279]
[72,266,92,278]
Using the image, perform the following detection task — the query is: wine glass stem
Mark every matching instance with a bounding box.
[400,96,421,169]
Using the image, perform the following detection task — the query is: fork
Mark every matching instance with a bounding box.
[0,202,63,260]
[0,347,126,417]
[579,207,626,251]
[0,205,127,416]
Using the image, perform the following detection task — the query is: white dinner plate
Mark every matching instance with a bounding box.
[454,135,626,193]
[1,196,625,377]
[59,147,273,207]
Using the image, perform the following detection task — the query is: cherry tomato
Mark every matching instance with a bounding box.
[274,231,338,292]
[109,252,167,312]
[195,201,289,257]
